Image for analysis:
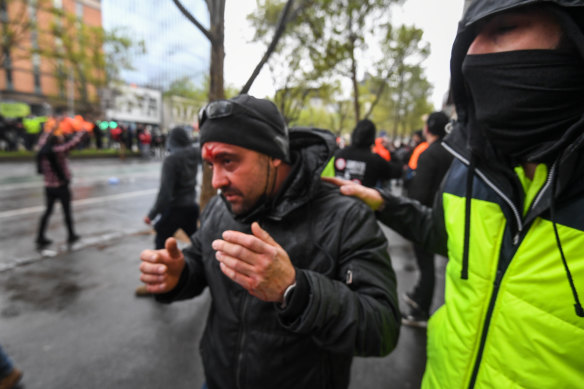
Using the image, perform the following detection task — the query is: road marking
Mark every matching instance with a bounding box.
[0,188,158,219]
[0,171,159,192]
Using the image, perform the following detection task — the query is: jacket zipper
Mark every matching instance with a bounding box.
[525,162,556,220]
[442,143,528,388]
[466,172,524,388]
[468,166,559,387]
[236,295,250,389]
[442,143,524,233]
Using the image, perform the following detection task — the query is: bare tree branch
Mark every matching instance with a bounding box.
[172,0,214,43]
[239,0,296,95]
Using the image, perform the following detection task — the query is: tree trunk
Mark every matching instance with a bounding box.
[350,44,360,124]
[199,1,226,211]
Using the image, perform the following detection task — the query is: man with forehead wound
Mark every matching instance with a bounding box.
[325,1,584,388]
[138,94,400,389]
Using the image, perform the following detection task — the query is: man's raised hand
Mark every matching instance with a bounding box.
[212,222,296,303]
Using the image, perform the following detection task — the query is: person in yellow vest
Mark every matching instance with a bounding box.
[22,115,46,151]
[325,1,584,387]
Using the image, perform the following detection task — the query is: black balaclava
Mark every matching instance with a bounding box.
[459,5,584,164]
[462,49,584,163]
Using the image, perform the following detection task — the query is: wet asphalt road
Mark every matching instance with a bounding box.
[0,158,445,389]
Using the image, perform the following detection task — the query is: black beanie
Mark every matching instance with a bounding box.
[351,119,376,148]
[426,111,450,138]
[199,95,290,163]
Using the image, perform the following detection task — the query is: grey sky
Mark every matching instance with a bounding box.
[101,0,210,90]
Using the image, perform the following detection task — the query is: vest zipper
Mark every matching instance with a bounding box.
[442,143,523,234]
[525,162,556,220]
[466,167,525,388]
[441,144,527,388]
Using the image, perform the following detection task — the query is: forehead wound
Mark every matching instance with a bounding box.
[202,143,219,160]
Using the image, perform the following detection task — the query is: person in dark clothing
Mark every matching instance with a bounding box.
[402,111,453,327]
[138,95,400,389]
[324,2,584,386]
[35,124,86,248]
[145,126,200,249]
[136,126,200,297]
[333,119,401,188]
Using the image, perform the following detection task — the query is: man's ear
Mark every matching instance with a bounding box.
[271,158,283,168]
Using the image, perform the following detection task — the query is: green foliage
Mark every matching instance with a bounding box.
[104,26,146,83]
[249,0,434,138]
[164,76,208,100]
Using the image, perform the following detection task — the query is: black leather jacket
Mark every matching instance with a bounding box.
[157,127,400,389]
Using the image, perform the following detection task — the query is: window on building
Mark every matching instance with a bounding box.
[57,59,66,99]
[32,54,42,94]
[76,1,83,20]
[29,2,42,94]
[4,54,13,90]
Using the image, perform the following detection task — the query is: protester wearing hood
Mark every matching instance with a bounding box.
[138,95,400,389]
[325,1,584,387]
[333,119,401,188]
[143,126,200,250]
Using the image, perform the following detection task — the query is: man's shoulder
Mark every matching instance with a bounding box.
[316,181,375,214]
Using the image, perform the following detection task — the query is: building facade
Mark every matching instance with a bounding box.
[0,0,102,116]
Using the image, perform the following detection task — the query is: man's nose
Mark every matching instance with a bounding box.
[211,168,228,189]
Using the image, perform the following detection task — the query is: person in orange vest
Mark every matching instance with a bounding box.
[372,133,392,161]
[403,130,428,194]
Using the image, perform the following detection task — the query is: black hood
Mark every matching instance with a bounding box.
[351,119,376,149]
[451,0,584,145]
[167,126,192,153]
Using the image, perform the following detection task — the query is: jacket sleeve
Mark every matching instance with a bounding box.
[54,130,86,153]
[376,186,448,257]
[278,200,400,357]
[148,156,176,220]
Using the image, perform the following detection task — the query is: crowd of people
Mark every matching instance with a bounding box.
[0,112,168,159]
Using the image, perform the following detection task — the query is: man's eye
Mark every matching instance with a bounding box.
[495,24,516,34]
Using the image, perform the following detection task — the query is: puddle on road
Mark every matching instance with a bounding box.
[1,267,81,317]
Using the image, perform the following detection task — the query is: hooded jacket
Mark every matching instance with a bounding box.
[156,127,400,389]
[334,121,401,187]
[377,1,584,388]
[147,127,200,220]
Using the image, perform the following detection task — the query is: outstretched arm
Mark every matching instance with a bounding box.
[321,176,385,210]
[323,175,447,256]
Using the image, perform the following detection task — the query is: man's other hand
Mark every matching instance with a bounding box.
[139,237,185,293]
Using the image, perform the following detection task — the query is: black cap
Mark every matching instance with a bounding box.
[199,95,290,163]
[426,111,450,138]
[351,119,376,148]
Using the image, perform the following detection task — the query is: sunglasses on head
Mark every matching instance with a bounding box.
[198,99,284,133]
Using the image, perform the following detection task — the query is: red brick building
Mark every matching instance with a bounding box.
[0,0,102,115]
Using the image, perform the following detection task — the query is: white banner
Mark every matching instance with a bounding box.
[105,84,162,124]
